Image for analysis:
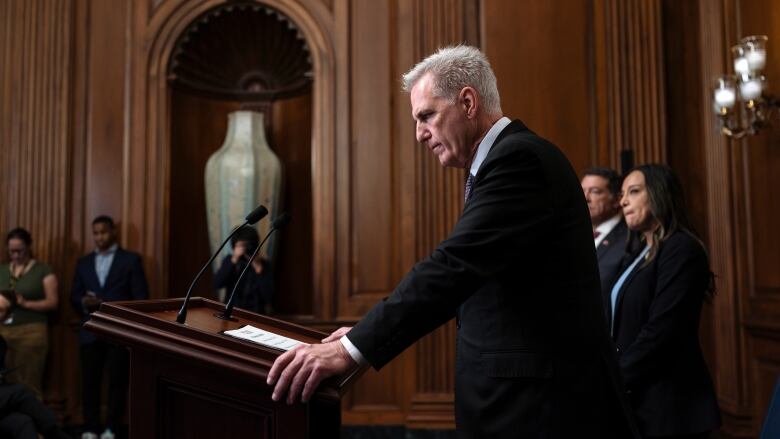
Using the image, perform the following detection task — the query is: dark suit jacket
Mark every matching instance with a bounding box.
[71,248,149,344]
[348,120,639,438]
[597,219,628,299]
[611,231,721,436]
[213,255,274,313]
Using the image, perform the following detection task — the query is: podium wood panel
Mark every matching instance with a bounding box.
[85,298,346,439]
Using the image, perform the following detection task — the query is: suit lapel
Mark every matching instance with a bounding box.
[464,120,530,210]
[84,253,102,291]
[596,240,610,258]
[612,252,648,330]
[472,120,530,184]
[596,219,626,259]
[491,119,529,147]
[102,248,123,290]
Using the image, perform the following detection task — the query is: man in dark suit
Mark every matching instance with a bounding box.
[581,168,628,297]
[71,216,148,439]
[268,46,638,438]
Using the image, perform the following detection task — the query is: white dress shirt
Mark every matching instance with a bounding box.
[95,244,118,288]
[594,214,622,248]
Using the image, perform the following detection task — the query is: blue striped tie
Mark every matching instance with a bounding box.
[464,173,475,201]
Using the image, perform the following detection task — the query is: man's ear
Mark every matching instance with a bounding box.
[460,87,478,119]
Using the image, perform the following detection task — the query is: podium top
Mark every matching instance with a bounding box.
[84,297,358,402]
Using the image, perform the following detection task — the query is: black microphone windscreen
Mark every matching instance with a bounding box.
[245,205,269,225]
[272,212,291,230]
[620,150,634,175]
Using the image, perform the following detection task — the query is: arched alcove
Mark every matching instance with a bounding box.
[157,1,331,316]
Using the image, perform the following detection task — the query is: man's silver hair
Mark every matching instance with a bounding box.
[402,45,502,115]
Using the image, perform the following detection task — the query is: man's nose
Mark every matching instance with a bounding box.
[416,124,429,144]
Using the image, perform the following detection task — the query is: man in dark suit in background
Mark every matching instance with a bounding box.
[268,46,638,438]
[581,168,628,297]
[71,216,148,439]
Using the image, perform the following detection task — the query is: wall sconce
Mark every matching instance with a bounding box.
[713,35,780,139]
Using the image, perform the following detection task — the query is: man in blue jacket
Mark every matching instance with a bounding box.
[71,216,148,439]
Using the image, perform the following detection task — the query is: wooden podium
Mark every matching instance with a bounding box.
[85,297,356,439]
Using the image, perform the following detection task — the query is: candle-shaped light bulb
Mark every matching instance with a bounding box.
[734,57,750,75]
[714,88,736,109]
[740,78,763,100]
[739,35,769,73]
[746,49,766,71]
[713,75,738,114]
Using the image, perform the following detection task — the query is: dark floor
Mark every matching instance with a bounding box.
[58,426,737,439]
[64,425,128,439]
[61,424,452,439]
[341,426,456,439]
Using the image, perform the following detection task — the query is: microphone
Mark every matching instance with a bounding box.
[620,149,634,175]
[244,205,269,224]
[217,212,290,321]
[176,205,268,324]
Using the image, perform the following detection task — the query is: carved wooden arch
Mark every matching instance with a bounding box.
[129,0,336,318]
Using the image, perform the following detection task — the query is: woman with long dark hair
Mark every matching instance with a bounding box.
[609,164,720,438]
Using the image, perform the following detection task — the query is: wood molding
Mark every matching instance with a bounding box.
[403,0,478,428]
[407,393,456,429]
[337,0,475,427]
[0,0,82,419]
[698,0,745,415]
[738,0,780,435]
[598,0,667,166]
[0,0,80,420]
[127,0,337,309]
[0,0,73,264]
[698,0,780,436]
[334,2,411,419]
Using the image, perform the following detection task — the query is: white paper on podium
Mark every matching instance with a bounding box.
[223,325,304,351]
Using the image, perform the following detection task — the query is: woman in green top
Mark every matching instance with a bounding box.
[0,228,59,398]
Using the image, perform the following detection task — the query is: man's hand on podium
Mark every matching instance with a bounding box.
[267,328,357,404]
[321,326,352,342]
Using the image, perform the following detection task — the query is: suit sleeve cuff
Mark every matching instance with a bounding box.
[340,335,367,366]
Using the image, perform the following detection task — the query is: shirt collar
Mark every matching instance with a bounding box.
[95,243,118,256]
[469,117,511,177]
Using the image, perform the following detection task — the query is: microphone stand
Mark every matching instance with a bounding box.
[177,205,268,324]
[216,227,276,321]
[217,212,289,321]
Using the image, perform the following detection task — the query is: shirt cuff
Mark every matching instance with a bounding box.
[340,335,367,366]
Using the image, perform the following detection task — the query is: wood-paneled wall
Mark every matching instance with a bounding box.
[698,0,780,436]
[335,0,478,426]
[0,0,81,418]
[660,0,780,436]
[483,0,596,172]
[598,0,667,166]
[2,0,780,434]
[484,0,667,172]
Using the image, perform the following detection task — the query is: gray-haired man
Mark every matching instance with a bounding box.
[268,46,638,438]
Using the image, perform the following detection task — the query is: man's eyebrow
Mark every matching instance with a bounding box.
[414,109,430,120]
